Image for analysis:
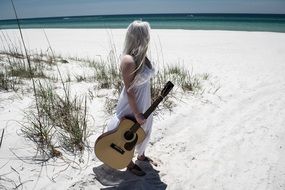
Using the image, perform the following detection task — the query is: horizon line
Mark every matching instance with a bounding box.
[1,12,285,21]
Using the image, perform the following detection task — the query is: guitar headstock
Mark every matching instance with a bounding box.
[160,81,174,98]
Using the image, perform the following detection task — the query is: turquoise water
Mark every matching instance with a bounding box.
[1,14,285,32]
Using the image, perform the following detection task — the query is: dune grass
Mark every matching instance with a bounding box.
[21,81,89,159]
[1,30,215,163]
[0,69,22,91]
[1,43,211,158]
[0,33,89,159]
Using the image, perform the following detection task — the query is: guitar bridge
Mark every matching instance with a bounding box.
[110,143,125,154]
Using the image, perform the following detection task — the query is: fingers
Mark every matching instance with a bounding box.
[135,113,146,125]
[137,117,146,125]
[138,118,146,125]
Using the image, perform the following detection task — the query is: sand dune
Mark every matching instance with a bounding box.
[0,29,284,190]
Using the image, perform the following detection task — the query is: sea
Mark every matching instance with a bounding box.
[0,13,285,33]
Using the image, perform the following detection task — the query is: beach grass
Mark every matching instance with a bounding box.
[1,45,210,156]
[1,32,211,161]
[21,80,89,159]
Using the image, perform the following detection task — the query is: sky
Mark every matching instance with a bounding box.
[0,0,285,20]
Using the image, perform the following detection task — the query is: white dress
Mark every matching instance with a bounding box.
[107,64,155,156]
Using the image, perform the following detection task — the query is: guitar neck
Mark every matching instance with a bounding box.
[130,81,174,134]
[143,96,163,119]
[130,95,164,133]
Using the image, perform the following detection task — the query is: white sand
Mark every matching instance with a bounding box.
[0,29,285,190]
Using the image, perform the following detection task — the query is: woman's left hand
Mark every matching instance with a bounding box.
[135,113,146,125]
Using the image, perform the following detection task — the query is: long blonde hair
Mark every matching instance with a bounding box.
[123,20,151,73]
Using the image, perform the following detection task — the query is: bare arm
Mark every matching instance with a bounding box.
[120,55,146,125]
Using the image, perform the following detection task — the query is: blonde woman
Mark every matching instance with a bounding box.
[107,20,155,176]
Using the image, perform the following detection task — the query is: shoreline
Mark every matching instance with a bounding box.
[2,28,285,32]
[1,28,285,33]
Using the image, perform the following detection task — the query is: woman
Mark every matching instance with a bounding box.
[107,20,155,176]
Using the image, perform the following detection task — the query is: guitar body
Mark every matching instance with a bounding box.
[94,81,174,170]
[95,118,146,169]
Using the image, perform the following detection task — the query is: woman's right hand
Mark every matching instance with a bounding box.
[135,113,146,125]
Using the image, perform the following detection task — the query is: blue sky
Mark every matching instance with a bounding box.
[0,0,284,20]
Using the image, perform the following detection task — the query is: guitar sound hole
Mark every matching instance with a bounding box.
[124,131,134,141]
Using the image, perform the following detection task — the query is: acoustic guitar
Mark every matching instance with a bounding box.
[94,81,174,169]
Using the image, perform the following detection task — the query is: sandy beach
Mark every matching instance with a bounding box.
[0,29,285,190]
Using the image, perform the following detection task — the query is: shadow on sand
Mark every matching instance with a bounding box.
[93,160,167,190]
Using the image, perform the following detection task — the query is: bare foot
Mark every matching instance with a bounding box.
[127,161,146,176]
[137,155,158,167]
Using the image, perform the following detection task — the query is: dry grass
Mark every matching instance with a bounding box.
[1,30,216,164]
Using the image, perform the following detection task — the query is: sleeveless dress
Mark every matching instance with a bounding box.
[107,63,155,156]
